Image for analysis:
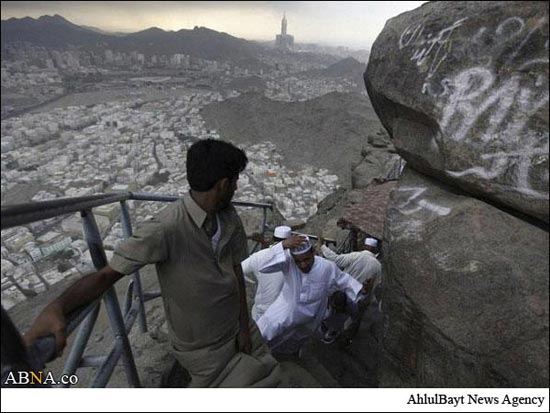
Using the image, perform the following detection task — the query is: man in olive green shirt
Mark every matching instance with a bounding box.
[23,139,284,387]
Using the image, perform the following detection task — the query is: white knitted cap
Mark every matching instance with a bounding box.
[273,225,292,239]
[290,235,312,255]
[364,237,378,247]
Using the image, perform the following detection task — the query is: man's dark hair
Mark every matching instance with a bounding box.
[186,139,248,191]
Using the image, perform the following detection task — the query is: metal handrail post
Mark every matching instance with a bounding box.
[124,280,135,315]
[79,355,107,368]
[81,209,141,388]
[102,283,141,388]
[119,200,147,333]
[249,205,270,254]
[91,306,139,387]
[91,340,124,388]
[143,291,162,302]
[261,206,268,236]
[60,302,100,387]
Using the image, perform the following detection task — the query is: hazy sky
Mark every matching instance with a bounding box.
[1,1,426,49]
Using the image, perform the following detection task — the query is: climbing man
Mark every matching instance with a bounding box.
[254,234,364,355]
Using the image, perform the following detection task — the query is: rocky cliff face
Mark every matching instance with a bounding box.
[366,1,549,387]
[351,128,405,189]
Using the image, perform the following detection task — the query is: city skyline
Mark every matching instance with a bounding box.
[1,1,426,49]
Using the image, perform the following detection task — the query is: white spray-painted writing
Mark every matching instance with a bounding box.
[505,17,548,65]
[399,18,468,83]
[447,142,549,200]
[438,67,549,143]
[495,16,525,42]
[396,12,549,211]
[404,16,549,99]
[397,186,452,216]
[439,19,548,203]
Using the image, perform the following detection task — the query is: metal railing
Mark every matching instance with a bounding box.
[1,192,272,388]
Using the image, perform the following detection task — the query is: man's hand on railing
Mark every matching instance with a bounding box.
[22,266,125,363]
[23,302,67,357]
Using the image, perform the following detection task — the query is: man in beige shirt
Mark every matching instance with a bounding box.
[23,139,283,387]
[320,237,382,297]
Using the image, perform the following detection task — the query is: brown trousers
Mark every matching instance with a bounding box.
[171,320,284,388]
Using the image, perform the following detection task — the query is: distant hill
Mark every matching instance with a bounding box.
[1,15,265,64]
[1,15,109,48]
[323,57,365,77]
[201,92,382,188]
[119,26,265,62]
[293,57,366,92]
[295,57,366,82]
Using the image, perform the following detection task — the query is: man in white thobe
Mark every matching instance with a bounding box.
[241,226,292,321]
[255,235,363,354]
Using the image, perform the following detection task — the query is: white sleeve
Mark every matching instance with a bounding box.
[256,295,290,342]
[321,245,339,262]
[321,245,338,262]
[241,255,255,278]
[256,241,289,274]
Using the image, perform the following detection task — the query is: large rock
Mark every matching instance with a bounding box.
[351,149,404,189]
[366,1,549,223]
[382,168,549,387]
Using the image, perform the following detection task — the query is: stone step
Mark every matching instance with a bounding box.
[275,347,341,388]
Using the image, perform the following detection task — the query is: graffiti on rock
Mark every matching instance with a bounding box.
[397,186,452,216]
[399,18,468,90]
[398,13,549,204]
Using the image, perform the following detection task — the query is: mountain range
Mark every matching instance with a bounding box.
[2,15,370,68]
[1,14,265,63]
